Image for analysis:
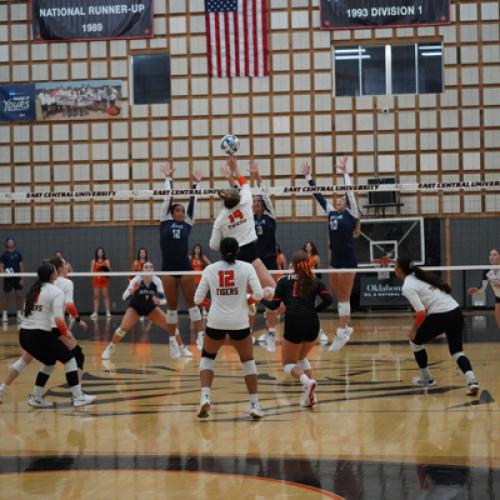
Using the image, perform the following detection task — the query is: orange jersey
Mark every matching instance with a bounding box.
[92,259,110,288]
[191,256,204,284]
[308,255,317,270]
[130,260,143,281]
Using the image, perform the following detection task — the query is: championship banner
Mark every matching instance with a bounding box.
[32,0,153,41]
[0,84,37,122]
[320,0,450,29]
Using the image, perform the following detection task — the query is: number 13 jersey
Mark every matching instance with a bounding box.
[194,260,263,330]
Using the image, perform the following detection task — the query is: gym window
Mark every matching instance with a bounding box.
[130,53,171,105]
[334,43,443,97]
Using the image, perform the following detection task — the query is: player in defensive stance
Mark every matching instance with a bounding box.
[395,256,480,395]
[468,248,500,329]
[0,256,88,403]
[19,262,95,407]
[262,251,333,407]
[101,261,173,360]
[194,237,265,419]
[160,162,204,357]
[302,156,359,352]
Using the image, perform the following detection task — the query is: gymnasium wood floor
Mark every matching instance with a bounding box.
[0,312,498,499]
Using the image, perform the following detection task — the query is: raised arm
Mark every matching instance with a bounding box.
[250,159,275,218]
[159,162,174,222]
[301,162,334,214]
[186,170,203,224]
[209,223,222,252]
[337,156,359,219]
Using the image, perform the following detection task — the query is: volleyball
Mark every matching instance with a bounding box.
[220,134,240,155]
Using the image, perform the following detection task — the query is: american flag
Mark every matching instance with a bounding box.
[204,0,268,78]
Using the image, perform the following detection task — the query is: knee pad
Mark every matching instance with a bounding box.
[452,351,465,362]
[114,327,127,338]
[242,360,257,376]
[298,358,311,370]
[166,309,178,324]
[71,345,85,370]
[40,364,55,376]
[11,357,28,373]
[64,358,78,373]
[283,363,295,375]
[199,357,215,372]
[410,341,425,352]
[188,306,202,322]
[201,349,217,360]
[338,301,351,317]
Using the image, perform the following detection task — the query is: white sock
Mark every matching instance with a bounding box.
[197,331,204,337]
[249,393,259,405]
[420,367,432,380]
[299,374,310,385]
[0,383,7,392]
[268,328,276,336]
[201,387,211,400]
[169,336,178,346]
[33,385,44,398]
[465,370,476,384]
[71,384,83,399]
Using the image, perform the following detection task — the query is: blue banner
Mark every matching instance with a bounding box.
[0,84,37,122]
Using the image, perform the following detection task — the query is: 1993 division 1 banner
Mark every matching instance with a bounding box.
[32,0,153,41]
[320,0,449,29]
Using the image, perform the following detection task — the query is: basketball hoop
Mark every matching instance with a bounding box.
[372,257,394,280]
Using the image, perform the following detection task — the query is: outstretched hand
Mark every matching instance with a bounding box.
[336,156,349,174]
[160,162,174,178]
[221,164,232,180]
[301,162,311,177]
[226,155,241,177]
[192,170,203,183]
[249,159,262,181]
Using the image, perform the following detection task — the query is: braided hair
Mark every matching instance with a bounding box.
[292,250,316,298]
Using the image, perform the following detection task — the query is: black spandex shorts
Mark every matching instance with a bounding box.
[283,314,320,344]
[413,307,464,355]
[496,296,500,304]
[329,252,358,269]
[19,328,74,366]
[3,278,23,293]
[206,326,251,341]
[238,242,258,264]
[129,302,156,317]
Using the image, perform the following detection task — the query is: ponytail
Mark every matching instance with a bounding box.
[292,250,316,298]
[219,237,239,263]
[396,256,451,294]
[25,262,55,317]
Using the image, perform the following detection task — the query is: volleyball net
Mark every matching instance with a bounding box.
[0,179,498,315]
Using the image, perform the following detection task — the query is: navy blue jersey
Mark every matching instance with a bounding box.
[124,276,166,313]
[1,250,22,273]
[254,184,277,261]
[159,180,197,272]
[255,214,277,260]
[308,177,359,269]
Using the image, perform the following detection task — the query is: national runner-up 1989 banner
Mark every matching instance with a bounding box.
[32,0,153,41]
[320,0,449,29]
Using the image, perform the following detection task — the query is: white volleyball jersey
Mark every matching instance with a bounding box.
[21,283,65,332]
[194,260,263,330]
[209,183,257,251]
[402,274,458,315]
[54,276,74,304]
